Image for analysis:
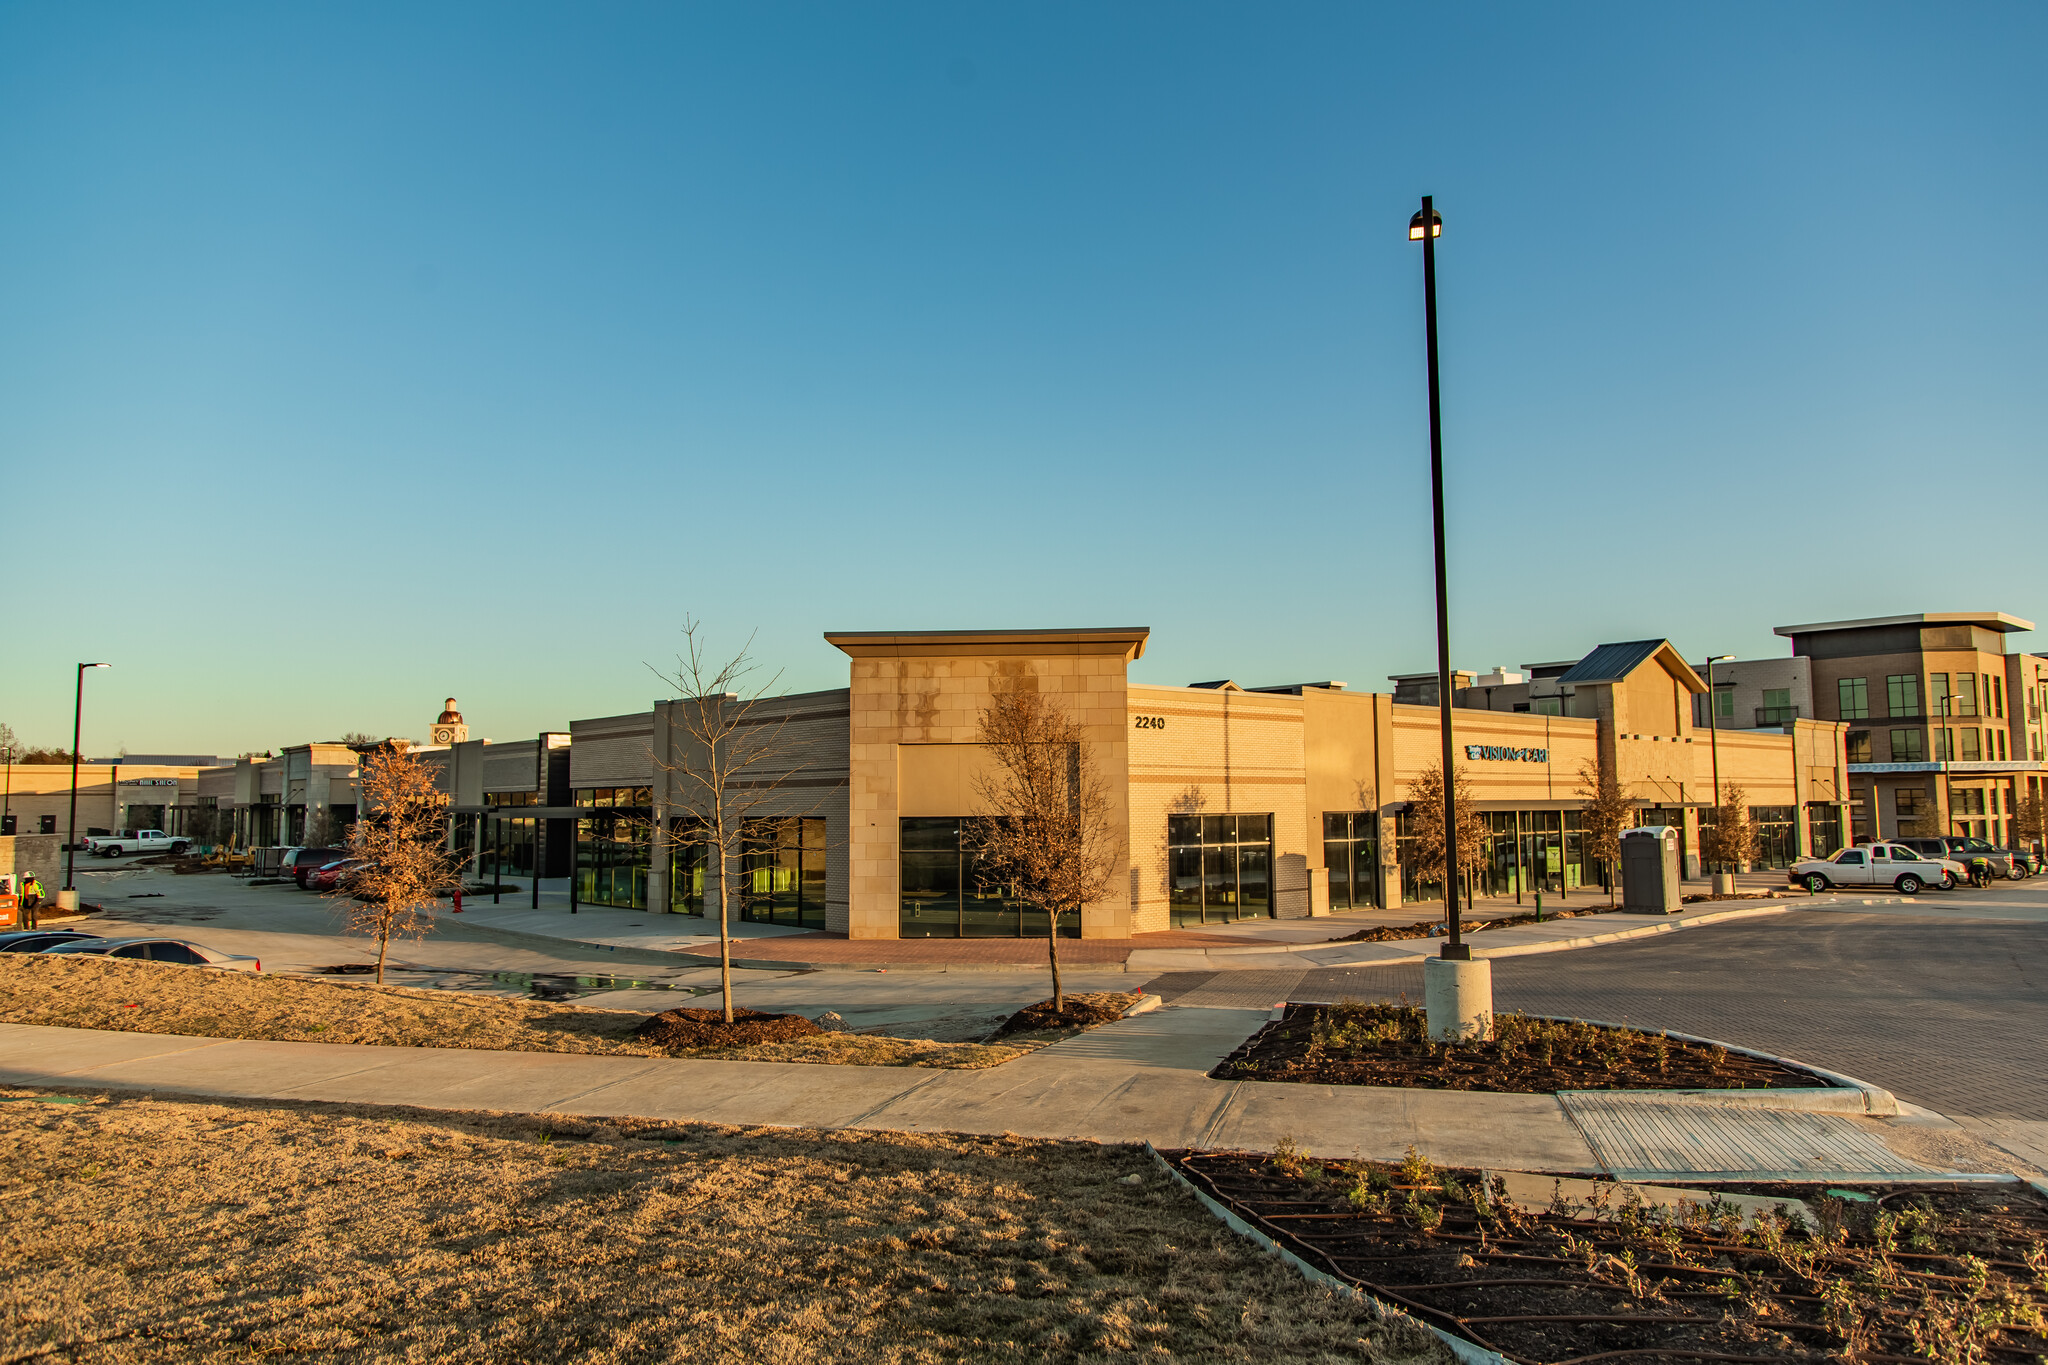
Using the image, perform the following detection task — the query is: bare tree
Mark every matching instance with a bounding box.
[1407,760,1487,910]
[969,685,1123,1015]
[336,731,383,749]
[2013,789,2045,855]
[1699,783,1758,874]
[647,619,812,1025]
[331,745,462,983]
[1576,756,1637,907]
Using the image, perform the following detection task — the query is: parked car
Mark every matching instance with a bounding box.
[1788,842,1960,894]
[306,859,362,891]
[85,829,189,857]
[1898,836,2030,880]
[285,848,347,887]
[0,930,99,953]
[41,937,260,971]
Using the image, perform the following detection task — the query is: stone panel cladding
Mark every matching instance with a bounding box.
[1127,685,1309,933]
[569,712,655,790]
[839,643,1134,940]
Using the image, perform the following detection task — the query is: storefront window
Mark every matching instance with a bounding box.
[739,817,828,929]
[576,805,649,909]
[1806,803,1843,857]
[1750,806,1797,868]
[1166,813,1273,927]
[1322,812,1379,910]
[898,818,1067,939]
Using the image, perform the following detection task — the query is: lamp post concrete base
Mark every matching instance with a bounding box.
[56,889,79,913]
[1423,955,1493,1043]
[1712,872,1737,896]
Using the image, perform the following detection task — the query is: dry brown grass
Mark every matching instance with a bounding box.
[0,956,1089,1070]
[0,1088,1450,1364]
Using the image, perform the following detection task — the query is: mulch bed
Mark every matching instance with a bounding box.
[994,991,1139,1037]
[1327,906,1617,944]
[1211,1002,1825,1092]
[635,1006,823,1052]
[1170,1146,2048,1364]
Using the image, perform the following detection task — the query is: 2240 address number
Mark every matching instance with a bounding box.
[1133,715,1167,730]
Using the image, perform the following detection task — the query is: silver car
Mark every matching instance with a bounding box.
[1788,843,1962,895]
[42,937,261,971]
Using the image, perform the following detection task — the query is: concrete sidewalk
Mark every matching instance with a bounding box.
[0,1006,1981,1180]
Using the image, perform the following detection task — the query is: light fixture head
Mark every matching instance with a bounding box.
[83,662,111,669]
[1408,207,1442,241]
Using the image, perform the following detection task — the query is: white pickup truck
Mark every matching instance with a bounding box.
[85,829,191,858]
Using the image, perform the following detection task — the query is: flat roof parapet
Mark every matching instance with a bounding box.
[1774,611,2034,637]
[825,626,1149,660]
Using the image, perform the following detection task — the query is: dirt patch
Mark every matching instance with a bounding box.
[1681,890,1791,904]
[994,990,1139,1037]
[0,956,1056,1071]
[1212,1001,1826,1092]
[0,952,662,1056]
[0,1088,1451,1364]
[636,1005,824,1051]
[1173,1144,2048,1364]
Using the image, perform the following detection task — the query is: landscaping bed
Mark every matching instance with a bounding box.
[1211,1001,1826,1092]
[1170,1144,2048,1364]
[1326,906,1620,944]
[1,1089,1452,1364]
[994,990,1138,1036]
[637,1004,825,1050]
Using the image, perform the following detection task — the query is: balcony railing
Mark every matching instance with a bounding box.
[1755,704,1801,725]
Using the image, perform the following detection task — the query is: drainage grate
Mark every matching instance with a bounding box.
[1559,1091,1939,1180]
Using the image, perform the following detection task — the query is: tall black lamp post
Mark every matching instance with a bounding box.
[64,662,112,896]
[1703,654,1733,873]
[1410,196,1466,962]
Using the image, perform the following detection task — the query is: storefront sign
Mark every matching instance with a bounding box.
[1464,745,1548,763]
[122,778,181,787]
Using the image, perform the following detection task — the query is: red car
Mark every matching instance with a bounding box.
[307,859,362,891]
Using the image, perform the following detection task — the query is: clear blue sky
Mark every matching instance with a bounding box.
[3,3,2042,756]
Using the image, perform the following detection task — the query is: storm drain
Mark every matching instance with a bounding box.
[1558,1091,1940,1181]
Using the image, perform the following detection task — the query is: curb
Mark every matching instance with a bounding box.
[1552,1016,1900,1116]
[1145,1143,1510,1365]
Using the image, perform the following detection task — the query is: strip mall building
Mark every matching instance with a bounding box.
[524,627,1850,940]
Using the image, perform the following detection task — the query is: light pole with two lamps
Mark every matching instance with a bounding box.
[62,662,112,912]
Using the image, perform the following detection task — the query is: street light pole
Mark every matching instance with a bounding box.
[64,663,112,895]
[1411,196,1465,961]
[1705,655,1733,878]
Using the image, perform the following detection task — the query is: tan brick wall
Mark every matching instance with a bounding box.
[1127,685,1309,930]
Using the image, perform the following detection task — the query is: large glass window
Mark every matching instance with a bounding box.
[1959,728,1982,762]
[1806,803,1843,857]
[1837,678,1870,720]
[1166,813,1274,927]
[1889,729,1924,762]
[898,818,1066,939]
[1886,675,1921,718]
[575,789,652,909]
[1750,806,1798,868]
[1846,730,1872,764]
[1953,674,1978,717]
[739,817,828,929]
[1322,812,1379,910]
[670,819,707,916]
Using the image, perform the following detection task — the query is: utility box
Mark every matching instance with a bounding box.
[1621,826,1681,915]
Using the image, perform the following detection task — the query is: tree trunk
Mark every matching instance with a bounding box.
[375,928,390,985]
[1048,906,1064,1015]
[717,846,734,1024]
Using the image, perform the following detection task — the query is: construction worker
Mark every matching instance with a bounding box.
[21,872,44,929]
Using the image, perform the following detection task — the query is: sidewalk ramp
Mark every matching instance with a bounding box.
[1559,1092,1939,1181]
